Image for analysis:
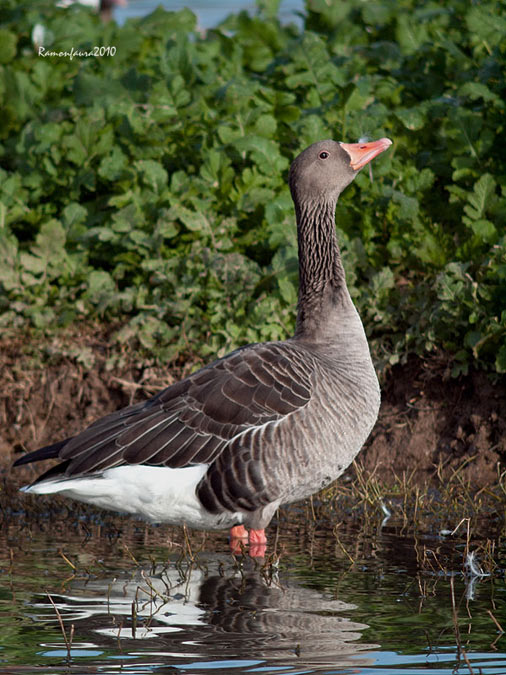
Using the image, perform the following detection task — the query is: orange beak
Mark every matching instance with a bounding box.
[339,138,392,171]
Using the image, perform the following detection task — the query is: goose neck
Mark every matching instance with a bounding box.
[294,198,350,340]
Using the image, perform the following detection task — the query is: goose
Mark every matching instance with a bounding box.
[14,137,392,555]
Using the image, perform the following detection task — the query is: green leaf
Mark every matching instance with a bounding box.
[469,219,496,242]
[466,6,506,48]
[63,134,88,166]
[0,30,17,64]
[31,220,66,269]
[344,82,374,113]
[218,125,243,144]
[278,276,297,304]
[395,15,428,54]
[395,106,427,131]
[294,115,328,147]
[463,174,496,221]
[255,114,277,137]
[86,270,117,312]
[135,160,168,194]
[496,342,506,373]
[459,82,503,108]
[99,147,129,181]
[0,231,19,291]
[370,267,395,296]
[62,203,88,230]
[171,205,208,232]
[74,72,127,106]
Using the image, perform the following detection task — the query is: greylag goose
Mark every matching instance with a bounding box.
[14,137,392,555]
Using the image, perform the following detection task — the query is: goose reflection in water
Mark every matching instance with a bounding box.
[32,555,377,670]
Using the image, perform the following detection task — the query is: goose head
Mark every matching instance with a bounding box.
[289,138,392,205]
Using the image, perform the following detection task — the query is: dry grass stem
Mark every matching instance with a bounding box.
[47,592,74,661]
[487,609,504,634]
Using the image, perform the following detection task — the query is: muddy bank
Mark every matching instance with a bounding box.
[363,358,506,486]
[1,334,505,488]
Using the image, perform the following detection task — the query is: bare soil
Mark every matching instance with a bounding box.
[363,358,506,486]
[2,332,505,490]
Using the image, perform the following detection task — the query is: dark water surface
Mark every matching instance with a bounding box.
[1,506,506,674]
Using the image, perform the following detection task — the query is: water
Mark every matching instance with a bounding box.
[113,0,305,28]
[2,505,506,674]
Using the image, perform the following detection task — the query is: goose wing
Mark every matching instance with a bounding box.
[25,343,312,504]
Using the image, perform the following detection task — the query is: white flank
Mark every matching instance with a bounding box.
[22,464,243,530]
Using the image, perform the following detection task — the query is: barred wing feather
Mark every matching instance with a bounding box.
[41,343,312,483]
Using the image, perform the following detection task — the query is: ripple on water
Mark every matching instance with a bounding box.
[1,511,506,674]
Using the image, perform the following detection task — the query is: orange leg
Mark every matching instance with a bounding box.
[229,524,248,554]
[229,526,267,557]
[229,524,248,539]
[248,528,267,558]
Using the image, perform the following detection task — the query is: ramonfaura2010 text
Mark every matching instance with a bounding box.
[38,46,117,59]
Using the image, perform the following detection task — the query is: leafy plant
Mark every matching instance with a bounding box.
[0,0,505,375]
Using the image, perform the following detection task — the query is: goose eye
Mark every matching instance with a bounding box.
[319,151,329,159]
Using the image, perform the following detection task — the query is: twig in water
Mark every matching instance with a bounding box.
[131,600,137,639]
[106,579,115,615]
[122,543,140,566]
[333,524,355,564]
[182,524,196,563]
[487,609,504,634]
[58,549,76,570]
[451,518,471,558]
[47,593,74,661]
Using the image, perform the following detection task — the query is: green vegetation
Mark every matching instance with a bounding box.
[0,0,505,375]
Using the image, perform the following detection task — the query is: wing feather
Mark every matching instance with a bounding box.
[26,342,314,513]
